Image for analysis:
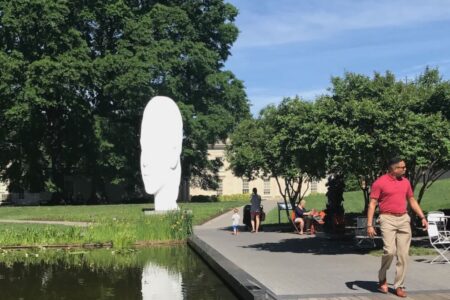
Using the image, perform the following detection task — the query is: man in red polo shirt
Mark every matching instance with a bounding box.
[367,157,428,298]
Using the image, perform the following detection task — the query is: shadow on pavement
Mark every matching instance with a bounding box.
[242,236,374,255]
[345,280,381,293]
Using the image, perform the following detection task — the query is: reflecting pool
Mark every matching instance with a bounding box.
[0,246,237,300]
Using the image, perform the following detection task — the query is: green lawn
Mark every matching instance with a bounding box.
[0,201,247,247]
[265,178,450,224]
[0,201,246,225]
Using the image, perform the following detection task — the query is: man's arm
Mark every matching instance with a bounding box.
[408,196,428,230]
[367,198,378,237]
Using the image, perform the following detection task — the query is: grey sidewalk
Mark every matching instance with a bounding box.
[191,200,450,299]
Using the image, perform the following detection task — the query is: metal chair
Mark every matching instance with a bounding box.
[355,216,376,248]
[427,211,450,264]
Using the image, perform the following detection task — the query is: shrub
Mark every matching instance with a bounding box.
[218,194,250,202]
[190,195,218,202]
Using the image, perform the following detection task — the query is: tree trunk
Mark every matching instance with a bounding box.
[324,174,345,234]
[362,188,370,214]
[275,176,300,232]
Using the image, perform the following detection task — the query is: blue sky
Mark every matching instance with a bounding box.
[225,0,450,115]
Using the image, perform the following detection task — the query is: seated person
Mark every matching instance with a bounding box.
[308,209,326,234]
[310,209,325,224]
[293,200,311,234]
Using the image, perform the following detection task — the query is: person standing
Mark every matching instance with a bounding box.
[231,208,240,235]
[367,157,428,298]
[250,188,262,233]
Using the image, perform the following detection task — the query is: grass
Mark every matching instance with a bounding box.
[0,245,193,271]
[369,246,437,257]
[0,201,245,225]
[265,178,450,225]
[0,201,247,248]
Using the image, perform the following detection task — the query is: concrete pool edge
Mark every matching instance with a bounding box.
[188,234,277,300]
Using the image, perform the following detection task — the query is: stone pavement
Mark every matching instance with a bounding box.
[189,200,450,300]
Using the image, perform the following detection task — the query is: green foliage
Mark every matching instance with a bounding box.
[189,194,251,203]
[217,193,250,202]
[0,201,245,247]
[0,210,193,248]
[344,175,361,192]
[265,177,450,225]
[227,97,327,212]
[314,68,450,207]
[0,0,249,199]
[190,195,218,202]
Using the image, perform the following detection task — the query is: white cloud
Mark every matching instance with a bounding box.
[232,0,450,48]
[398,59,450,80]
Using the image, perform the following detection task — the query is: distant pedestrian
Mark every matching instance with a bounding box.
[250,188,262,233]
[231,208,240,235]
[367,157,428,298]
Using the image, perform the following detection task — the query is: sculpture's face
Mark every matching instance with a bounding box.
[140,96,183,195]
[141,141,179,194]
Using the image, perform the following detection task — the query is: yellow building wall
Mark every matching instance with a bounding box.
[190,142,328,200]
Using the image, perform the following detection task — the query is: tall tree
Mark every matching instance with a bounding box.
[0,0,249,201]
[227,97,326,226]
[316,70,450,212]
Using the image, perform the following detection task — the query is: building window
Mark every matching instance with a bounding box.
[311,180,318,193]
[242,178,249,194]
[264,178,270,195]
[217,177,224,195]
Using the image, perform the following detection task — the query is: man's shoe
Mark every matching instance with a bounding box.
[395,287,407,298]
[378,280,388,294]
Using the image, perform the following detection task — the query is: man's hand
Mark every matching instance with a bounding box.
[421,218,429,231]
[367,226,377,238]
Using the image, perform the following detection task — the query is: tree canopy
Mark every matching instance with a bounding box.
[0,0,249,201]
[316,69,450,209]
[228,68,450,215]
[227,97,326,214]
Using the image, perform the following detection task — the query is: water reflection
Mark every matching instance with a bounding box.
[0,246,237,300]
[141,262,182,299]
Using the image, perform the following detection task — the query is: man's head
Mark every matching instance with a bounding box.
[387,157,406,178]
[252,187,257,194]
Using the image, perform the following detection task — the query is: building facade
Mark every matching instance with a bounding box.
[190,142,328,200]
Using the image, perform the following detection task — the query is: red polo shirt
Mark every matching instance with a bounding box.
[370,174,413,214]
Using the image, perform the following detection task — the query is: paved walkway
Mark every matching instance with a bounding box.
[191,200,450,300]
[0,219,91,227]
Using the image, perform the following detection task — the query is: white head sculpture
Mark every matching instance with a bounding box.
[140,96,183,211]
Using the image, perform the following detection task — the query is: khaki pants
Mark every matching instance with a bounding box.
[378,214,411,289]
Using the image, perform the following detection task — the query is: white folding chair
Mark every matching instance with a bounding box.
[427,212,450,264]
[355,216,376,248]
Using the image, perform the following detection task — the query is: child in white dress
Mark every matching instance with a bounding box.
[231,208,240,235]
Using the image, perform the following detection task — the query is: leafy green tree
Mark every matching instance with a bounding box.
[0,0,249,201]
[403,68,450,204]
[227,97,326,226]
[0,0,93,195]
[316,70,450,212]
